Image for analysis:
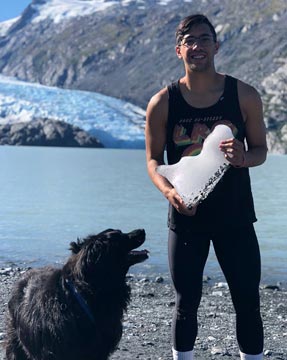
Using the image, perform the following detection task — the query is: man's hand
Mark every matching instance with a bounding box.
[219,138,245,167]
[165,188,198,216]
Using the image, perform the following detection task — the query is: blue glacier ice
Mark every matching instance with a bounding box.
[0,75,145,148]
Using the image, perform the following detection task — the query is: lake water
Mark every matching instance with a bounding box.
[0,146,286,285]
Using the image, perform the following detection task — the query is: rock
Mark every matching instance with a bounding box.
[262,284,281,291]
[207,312,216,318]
[126,274,135,281]
[155,276,164,283]
[142,341,154,346]
[0,268,12,275]
[208,336,217,341]
[210,346,224,355]
[212,291,223,296]
[167,301,175,307]
[214,282,229,289]
[140,293,155,298]
[203,275,211,283]
[276,303,286,312]
[0,118,103,148]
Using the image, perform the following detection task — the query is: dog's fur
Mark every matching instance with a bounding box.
[5,228,148,360]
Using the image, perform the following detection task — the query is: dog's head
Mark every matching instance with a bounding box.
[66,229,148,285]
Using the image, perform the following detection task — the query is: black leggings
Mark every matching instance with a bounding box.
[168,224,263,355]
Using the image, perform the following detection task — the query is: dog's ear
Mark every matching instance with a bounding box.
[73,240,107,280]
[69,239,82,254]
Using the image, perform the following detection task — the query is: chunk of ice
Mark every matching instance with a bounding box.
[156,125,233,208]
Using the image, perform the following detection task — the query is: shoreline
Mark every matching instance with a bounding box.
[0,268,286,360]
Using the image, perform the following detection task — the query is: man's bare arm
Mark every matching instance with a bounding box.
[240,82,268,167]
[145,88,197,215]
[220,81,267,168]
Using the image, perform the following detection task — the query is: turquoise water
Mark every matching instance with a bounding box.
[0,146,286,284]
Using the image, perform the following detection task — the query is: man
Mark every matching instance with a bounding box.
[145,14,267,360]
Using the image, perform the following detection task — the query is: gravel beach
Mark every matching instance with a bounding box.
[0,268,286,360]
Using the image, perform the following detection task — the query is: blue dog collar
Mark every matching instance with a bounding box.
[65,279,96,325]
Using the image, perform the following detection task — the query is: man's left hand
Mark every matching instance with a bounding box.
[219,138,245,168]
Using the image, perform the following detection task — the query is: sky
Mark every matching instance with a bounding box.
[0,0,31,22]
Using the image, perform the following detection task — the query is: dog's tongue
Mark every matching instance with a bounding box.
[128,249,149,266]
[129,249,149,256]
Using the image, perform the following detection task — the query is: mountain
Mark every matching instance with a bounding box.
[0,0,286,152]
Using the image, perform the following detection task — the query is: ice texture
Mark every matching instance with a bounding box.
[156,125,234,208]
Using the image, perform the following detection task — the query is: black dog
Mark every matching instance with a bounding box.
[5,229,148,360]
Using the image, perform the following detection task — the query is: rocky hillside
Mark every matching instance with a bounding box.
[0,0,286,152]
[0,118,103,147]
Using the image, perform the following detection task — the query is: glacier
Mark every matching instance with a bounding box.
[0,75,146,148]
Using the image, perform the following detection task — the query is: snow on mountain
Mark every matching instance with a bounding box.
[26,0,191,24]
[30,0,117,24]
[0,17,19,36]
[0,75,145,148]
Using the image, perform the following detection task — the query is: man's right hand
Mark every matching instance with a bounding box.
[165,188,198,216]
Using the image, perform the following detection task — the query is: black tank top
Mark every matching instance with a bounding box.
[166,75,257,231]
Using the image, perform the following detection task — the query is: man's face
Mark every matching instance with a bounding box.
[176,23,219,72]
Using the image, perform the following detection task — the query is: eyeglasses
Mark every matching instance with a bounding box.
[180,35,215,48]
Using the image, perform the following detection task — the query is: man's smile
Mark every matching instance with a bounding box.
[190,53,206,59]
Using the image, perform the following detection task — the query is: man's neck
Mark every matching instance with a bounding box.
[179,71,226,108]
[183,70,221,94]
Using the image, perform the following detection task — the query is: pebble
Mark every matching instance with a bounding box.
[262,284,281,291]
[214,282,229,289]
[167,301,175,307]
[208,336,217,341]
[210,346,225,355]
[203,275,211,283]
[264,349,272,356]
[0,268,12,276]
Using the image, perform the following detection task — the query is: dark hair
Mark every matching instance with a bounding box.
[175,14,217,45]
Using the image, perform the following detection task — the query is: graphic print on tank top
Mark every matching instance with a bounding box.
[173,119,238,157]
